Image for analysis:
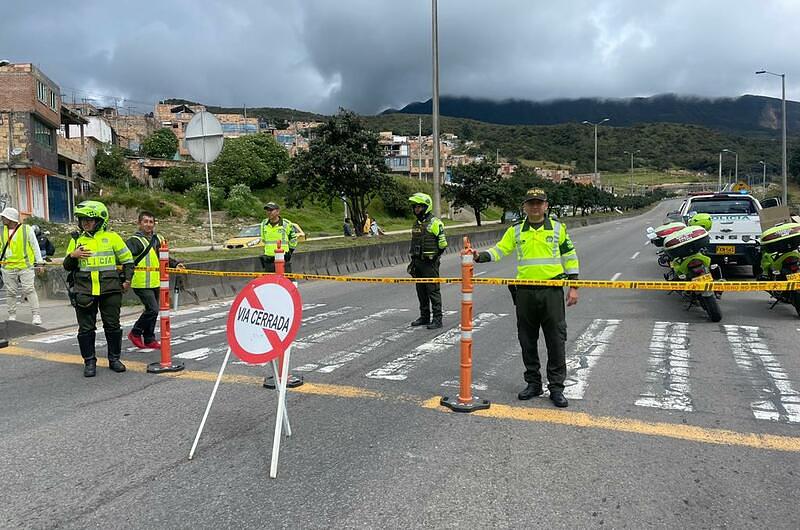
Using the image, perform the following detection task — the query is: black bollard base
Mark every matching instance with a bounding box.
[263,374,304,389]
[440,395,491,413]
[147,361,185,374]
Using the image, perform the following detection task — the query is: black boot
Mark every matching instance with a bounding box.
[106,329,126,373]
[410,316,430,327]
[78,332,97,378]
[426,318,443,329]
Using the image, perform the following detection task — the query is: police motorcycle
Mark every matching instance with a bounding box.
[647,214,723,322]
[648,221,687,267]
[757,222,800,317]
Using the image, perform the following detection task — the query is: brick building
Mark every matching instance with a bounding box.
[155,103,258,157]
[0,62,87,222]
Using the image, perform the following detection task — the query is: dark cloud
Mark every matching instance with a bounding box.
[2,0,797,115]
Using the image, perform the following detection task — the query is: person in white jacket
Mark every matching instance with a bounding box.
[0,207,44,325]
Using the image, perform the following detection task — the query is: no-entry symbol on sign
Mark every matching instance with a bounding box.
[226,275,302,364]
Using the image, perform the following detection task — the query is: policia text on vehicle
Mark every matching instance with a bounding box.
[63,201,134,378]
[473,188,580,408]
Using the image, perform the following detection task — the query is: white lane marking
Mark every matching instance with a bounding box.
[175,347,214,361]
[302,303,326,311]
[441,350,517,391]
[644,240,651,246]
[301,306,359,326]
[474,271,487,277]
[563,319,621,400]
[610,272,622,282]
[724,325,800,424]
[635,321,693,411]
[366,312,506,381]
[293,308,407,352]
[299,311,459,373]
[630,252,640,260]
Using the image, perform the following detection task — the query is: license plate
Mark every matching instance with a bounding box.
[716,245,736,255]
[693,273,713,282]
[788,272,800,281]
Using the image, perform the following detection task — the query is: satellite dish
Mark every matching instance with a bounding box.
[184,111,223,164]
[10,148,23,157]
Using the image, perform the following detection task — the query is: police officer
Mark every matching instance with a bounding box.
[63,201,134,377]
[408,192,447,329]
[125,210,183,349]
[472,188,579,407]
[259,202,298,272]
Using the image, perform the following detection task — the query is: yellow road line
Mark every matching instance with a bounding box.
[4,345,799,452]
[422,398,800,453]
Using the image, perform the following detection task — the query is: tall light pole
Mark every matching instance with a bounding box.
[582,118,610,190]
[431,0,441,217]
[718,151,723,192]
[756,70,787,205]
[759,160,767,194]
[624,149,640,195]
[722,148,738,189]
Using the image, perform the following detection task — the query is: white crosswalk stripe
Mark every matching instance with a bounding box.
[563,318,620,400]
[723,324,800,423]
[366,312,506,381]
[635,321,693,412]
[293,307,404,351]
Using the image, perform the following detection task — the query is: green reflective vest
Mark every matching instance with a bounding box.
[131,234,164,289]
[65,230,134,296]
[1,225,36,270]
[260,218,298,257]
[487,217,580,280]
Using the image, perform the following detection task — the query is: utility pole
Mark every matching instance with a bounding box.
[418,117,423,180]
[431,0,441,217]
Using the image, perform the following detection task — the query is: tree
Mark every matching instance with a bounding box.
[444,160,503,226]
[95,144,134,185]
[209,133,289,191]
[789,149,800,184]
[287,109,391,235]
[141,128,178,159]
[161,166,202,193]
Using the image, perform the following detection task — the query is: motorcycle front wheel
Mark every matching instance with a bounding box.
[700,295,723,322]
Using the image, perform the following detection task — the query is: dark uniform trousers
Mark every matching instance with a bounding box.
[515,286,567,392]
[260,256,292,273]
[412,256,442,320]
[74,292,123,362]
[132,287,160,342]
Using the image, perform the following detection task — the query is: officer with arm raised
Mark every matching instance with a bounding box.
[472,188,579,407]
[63,201,134,377]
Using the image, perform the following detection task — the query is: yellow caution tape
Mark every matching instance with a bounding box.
[163,267,799,292]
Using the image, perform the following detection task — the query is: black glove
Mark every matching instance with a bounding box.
[475,251,491,263]
[285,250,293,261]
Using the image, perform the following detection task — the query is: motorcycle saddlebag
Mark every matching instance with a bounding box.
[663,226,710,259]
[653,222,687,247]
[760,223,800,254]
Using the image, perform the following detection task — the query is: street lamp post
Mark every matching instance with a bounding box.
[722,149,738,190]
[431,0,441,218]
[624,149,640,195]
[582,118,610,190]
[759,160,767,195]
[756,70,787,205]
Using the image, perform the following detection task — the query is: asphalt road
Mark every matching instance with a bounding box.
[2,199,799,529]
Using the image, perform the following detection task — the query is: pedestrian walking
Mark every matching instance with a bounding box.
[260,202,299,273]
[125,210,183,350]
[407,192,447,329]
[472,188,580,408]
[0,208,44,325]
[63,201,134,377]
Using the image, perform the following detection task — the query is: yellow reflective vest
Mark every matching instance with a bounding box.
[487,217,580,280]
[131,234,164,289]
[64,229,134,296]
[260,218,298,257]
[1,225,38,270]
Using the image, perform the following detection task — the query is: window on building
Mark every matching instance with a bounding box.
[37,80,47,103]
[49,89,57,111]
[33,117,54,148]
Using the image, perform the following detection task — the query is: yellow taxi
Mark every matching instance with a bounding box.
[223,223,306,249]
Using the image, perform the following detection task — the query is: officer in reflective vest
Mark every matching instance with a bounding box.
[260,202,298,273]
[408,192,447,329]
[473,188,580,408]
[0,207,44,325]
[125,210,183,350]
[63,201,134,378]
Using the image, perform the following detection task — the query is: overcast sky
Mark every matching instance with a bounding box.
[2,0,798,115]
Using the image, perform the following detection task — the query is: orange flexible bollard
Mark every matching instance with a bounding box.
[263,242,304,389]
[147,240,185,374]
[440,236,490,412]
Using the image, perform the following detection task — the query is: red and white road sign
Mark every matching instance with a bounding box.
[226,275,302,364]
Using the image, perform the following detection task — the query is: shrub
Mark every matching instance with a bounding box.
[379,176,415,217]
[161,166,202,193]
[189,183,225,210]
[224,184,263,219]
